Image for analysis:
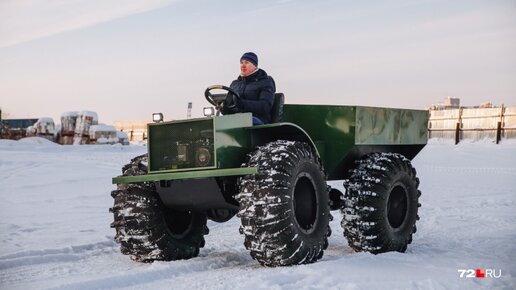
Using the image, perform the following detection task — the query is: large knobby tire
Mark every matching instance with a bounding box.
[110,154,208,262]
[236,140,331,267]
[341,152,421,254]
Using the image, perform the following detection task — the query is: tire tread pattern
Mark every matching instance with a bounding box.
[341,152,421,254]
[110,154,207,262]
[236,140,330,267]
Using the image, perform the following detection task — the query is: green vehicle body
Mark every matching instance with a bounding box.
[113,104,428,212]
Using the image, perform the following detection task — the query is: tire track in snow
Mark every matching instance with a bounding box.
[0,240,117,270]
[0,161,45,183]
[44,251,255,290]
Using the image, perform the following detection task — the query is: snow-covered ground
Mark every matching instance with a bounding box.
[0,138,515,290]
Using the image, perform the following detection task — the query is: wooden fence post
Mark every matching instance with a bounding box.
[496,105,504,144]
[496,121,502,144]
[455,122,460,145]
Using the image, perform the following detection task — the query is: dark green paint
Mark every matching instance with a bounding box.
[355,107,428,144]
[283,104,428,175]
[148,118,215,172]
[213,113,253,169]
[146,114,253,173]
[283,104,357,174]
[113,105,428,185]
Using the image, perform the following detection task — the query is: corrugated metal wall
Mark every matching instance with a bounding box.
[428,109,461,140]
[428,106,516,143]
[503,107,516,139]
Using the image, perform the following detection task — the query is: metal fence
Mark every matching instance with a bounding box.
[428,106,516,144]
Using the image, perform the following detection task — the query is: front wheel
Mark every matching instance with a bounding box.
[110,154,208,262]
[236,140,331,267]
[341,153,421,254]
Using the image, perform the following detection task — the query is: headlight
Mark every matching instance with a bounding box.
[152,113,164,123]
[203,107,215,117]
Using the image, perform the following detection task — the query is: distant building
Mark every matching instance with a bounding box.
[443,97,460,108]
[428,97,461,110]
[428,97,501,111]
[478,102,493,108]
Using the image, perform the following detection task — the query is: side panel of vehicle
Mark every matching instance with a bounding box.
[213,113,253,169]
[355,106,428,145]
[282,104,357,175]
[282,104,428,179]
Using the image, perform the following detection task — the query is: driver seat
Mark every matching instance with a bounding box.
[268,76,284,123]
[271,93,284,123]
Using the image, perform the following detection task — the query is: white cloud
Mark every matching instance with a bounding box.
[0,0,179,48]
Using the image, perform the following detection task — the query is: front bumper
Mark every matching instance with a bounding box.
[112,167,258,184]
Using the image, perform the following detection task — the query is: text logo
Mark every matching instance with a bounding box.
[458,269,501,279]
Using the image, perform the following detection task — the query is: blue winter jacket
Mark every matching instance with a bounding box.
[228,69,275,124]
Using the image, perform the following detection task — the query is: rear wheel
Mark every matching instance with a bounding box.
[110,154,208,262]
[341,153,421,254]
[237,140,331,266]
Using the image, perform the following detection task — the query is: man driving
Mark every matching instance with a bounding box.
[221,52,275,125]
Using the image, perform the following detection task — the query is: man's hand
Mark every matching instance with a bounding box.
[223,93,241,114]
[224,93,237,109]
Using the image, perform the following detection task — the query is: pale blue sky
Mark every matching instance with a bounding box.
[1,0,515,124]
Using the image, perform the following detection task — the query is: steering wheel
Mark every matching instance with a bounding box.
[204,85,241,107]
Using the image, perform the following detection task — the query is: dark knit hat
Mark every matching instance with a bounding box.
[240,52,258,67]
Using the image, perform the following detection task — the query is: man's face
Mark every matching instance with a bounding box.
[240,60,256,77]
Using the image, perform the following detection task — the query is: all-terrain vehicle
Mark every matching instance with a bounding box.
[110,86,428,266]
